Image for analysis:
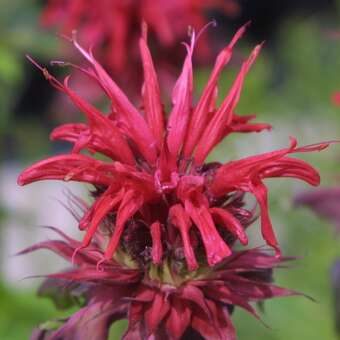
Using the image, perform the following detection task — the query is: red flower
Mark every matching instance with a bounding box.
[20,227,299,340]
[18,25,329,270]
[332,91,340,106]
[40,0,240,94]
[41,0,239,65]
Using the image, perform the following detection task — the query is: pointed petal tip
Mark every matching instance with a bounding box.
[17,175,24,186]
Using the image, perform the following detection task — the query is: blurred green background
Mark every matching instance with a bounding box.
[1,0,340,339]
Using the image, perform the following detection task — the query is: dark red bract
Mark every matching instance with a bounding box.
[20,227,298,340]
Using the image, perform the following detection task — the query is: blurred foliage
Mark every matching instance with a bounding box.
[0,0,58,161]
[0,281,67,340]
[1,1,340,340]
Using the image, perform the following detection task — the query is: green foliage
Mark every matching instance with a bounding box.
[0,282,70,340]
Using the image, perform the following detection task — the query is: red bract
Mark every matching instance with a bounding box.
[18,25,328,270]
[20,228,298,340]
[41,0,240,85]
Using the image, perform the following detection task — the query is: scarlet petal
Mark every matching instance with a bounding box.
[227,113,271,135]
[104,191,143,260]
[166,35,193,157]
[17,154,114,187]
[194,43,263,164]
[139,27,164,148]
[72,42,157,164]
[250,180,279,254]
[81,188,124,247]
[169,204,198,271]
[183,22,250,158]
[211,138,327,197]
[210,207,248,245]
[185,198,231,266]
[60,79,136,164]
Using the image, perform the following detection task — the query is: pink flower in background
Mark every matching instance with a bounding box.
[332,92,340,106]
[18,25,331,338]
[294,187,340,233]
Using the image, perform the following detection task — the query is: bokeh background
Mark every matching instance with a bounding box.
[1,0,340,339]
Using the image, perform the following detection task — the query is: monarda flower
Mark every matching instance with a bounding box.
[40,0,240,92]
[19,25,329,339]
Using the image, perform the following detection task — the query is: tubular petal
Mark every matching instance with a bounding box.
[183,22,250,157]
[166,34,193,157]
[104,191,143,260]
[17,154,114,187]
[72,40,157,164]
[210,207,248,245]
[169,204,198,271]
[139,26,164,148]
[185,198,232,266]
[194,43,263,164]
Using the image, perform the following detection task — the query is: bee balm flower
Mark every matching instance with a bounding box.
[40,0,240,93]
[19,24,331,340]
[19,24,329,269]
[41,1,239,67]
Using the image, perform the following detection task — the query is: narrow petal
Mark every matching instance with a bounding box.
[169,204,198,271]
[166,35,193,157]
[183,22,250,157]
[139,25,164,148]
[72,39,157,164]
[185,196,231,266]
[29,59,136,165]
[104,191,143,260]
[61,77,136,164]
[81,188,124,247]
[224,274,299,300]
[17,154,115,187]
[49,268,140,284]
[250,180,279,254]
[194,43,263,164]
[210,138,328,197]
[210,207,248,245]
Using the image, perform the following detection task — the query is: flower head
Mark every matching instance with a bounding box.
[18,24,329,270]
[20,227,298,339]
[41,0,240,80]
